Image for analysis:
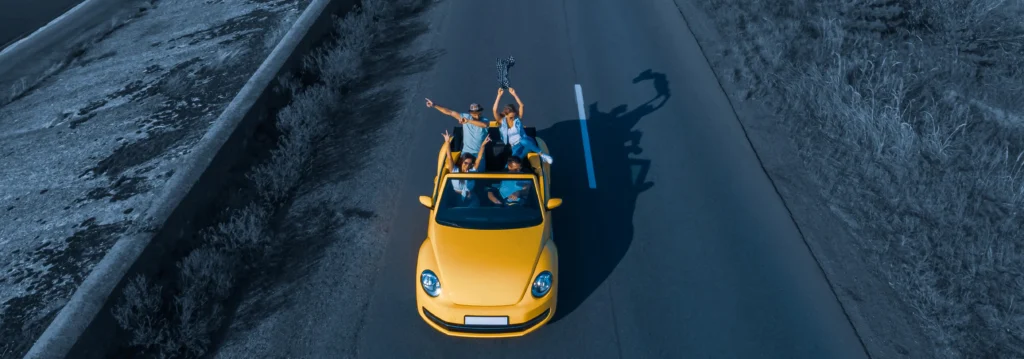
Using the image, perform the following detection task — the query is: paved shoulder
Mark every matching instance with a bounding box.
[559,0,867,356]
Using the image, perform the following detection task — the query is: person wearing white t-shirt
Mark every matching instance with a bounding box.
[442,130,490,207]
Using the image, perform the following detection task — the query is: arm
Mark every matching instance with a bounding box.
[464,118,488,128]
[442,131,454,172]
[509,87,524,118]
[492,88,503,121]
[425,98,464,122]
[471,136,490,171]
[487,190,502,204]
[508,183,531,201]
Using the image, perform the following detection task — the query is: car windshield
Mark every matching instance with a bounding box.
[434,175,543,230]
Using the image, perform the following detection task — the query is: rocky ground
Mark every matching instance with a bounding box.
[0,0,309,356]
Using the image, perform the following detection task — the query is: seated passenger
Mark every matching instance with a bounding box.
[443,131,490,206]
[492,87,553,164]
[488,156,533,206]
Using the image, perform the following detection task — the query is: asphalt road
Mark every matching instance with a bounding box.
[0,0,85,49]
[352,0,870,357]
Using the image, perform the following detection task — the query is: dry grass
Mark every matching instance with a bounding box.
[0,0,152,108]
[697,0,1024,357]
[203,203,271,258]
[211,47,246,70]
[262,9,301,52]
[111,276,168,354]
[109,0,428,357]
[112,248,236,358]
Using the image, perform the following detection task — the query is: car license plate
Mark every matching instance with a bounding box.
[464,316,509,326]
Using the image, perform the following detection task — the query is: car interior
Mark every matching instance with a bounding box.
[438,177,538,209]
[448,125,540,174]
[437,125,544,209]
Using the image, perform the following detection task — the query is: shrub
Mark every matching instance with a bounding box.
[177,248,235,302]
[202,204,270,258]
[112,0,430,356]
[111,276,169,351]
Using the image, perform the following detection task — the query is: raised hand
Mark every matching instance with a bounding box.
[425,98,434,108]
[507,87,517,96]
[442,130,452,142]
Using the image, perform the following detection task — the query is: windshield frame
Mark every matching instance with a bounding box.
[432,173,545,230]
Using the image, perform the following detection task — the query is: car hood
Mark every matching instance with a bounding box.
[431,225,546,306]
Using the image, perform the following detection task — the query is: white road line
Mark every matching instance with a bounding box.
[574,84,597,189]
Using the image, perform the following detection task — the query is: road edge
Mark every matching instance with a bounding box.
[667,0,876,357]
[22,0,354,358]
[667,0,935,358]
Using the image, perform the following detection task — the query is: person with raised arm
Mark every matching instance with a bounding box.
[442,130,491,207]
[492,87,553,165]
[427,98,492,169]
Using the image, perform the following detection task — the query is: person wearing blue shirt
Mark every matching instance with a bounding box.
[426,98,491,169]
[492,87,553,165]
[488,156,533,206]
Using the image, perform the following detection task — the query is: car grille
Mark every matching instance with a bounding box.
[422,308,550,334]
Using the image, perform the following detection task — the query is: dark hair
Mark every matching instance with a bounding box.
[502,103,517,116]
[460,153,476,164]
[506,155,521,165]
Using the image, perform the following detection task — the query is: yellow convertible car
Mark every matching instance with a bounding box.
[415,125,561,338]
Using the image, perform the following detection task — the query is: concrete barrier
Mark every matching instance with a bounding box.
[23,0,356,357]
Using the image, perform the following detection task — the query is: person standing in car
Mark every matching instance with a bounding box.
[426,98,491,170]
[492,87,553,164]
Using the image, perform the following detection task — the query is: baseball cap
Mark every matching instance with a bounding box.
[469,103,482,112]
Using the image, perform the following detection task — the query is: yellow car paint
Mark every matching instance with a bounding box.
[415,136,560,338]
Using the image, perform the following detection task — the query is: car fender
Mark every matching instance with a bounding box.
[521,232,558,301]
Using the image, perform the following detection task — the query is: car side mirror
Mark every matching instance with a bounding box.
[419,195,433,209]
[546,198,563,210]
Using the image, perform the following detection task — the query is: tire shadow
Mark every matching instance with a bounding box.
[538,69,669,322]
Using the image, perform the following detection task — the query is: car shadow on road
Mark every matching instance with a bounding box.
[537,69,668,324]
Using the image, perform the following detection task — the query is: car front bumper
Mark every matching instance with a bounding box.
[416,286,556,338]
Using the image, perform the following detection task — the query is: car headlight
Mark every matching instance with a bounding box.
[421,269,441,297]
[531,271,552,298]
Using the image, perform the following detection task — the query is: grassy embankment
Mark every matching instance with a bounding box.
[697,0,1023,357]
[109,0,427,357]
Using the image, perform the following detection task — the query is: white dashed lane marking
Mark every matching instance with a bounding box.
[574,84,597,189]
